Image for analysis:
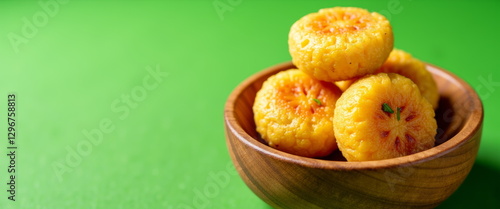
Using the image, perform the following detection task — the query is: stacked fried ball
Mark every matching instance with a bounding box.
[253,7,438,161]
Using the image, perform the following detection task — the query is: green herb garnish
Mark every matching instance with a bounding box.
[397,107,401,121]
[313,98,322,106]
[382,103,394,114]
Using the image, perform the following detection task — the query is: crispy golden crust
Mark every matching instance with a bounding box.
[253,69,342,157]
[289,7,394,82]
[334,73,437,161]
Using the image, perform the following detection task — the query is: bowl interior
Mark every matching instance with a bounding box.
[229,62,482,167]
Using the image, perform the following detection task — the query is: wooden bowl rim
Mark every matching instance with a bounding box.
[224,61,483,170]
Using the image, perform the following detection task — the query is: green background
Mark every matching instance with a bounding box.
[0,0,499,208]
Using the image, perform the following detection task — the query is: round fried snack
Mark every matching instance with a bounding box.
[289,7,394,82]
[378,49,439,109]
[253,69,342,158]
[334,73,437,161]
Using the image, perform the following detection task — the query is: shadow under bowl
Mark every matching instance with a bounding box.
[224,62,483,209]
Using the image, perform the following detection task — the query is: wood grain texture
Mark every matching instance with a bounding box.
[224,62,483,209]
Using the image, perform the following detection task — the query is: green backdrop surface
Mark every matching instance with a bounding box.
[0,0,499,208]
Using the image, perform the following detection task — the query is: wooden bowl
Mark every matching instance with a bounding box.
[224,62,483,209]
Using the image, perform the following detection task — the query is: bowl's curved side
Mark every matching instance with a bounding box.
[226,123,482,209]
[224,62,484,209]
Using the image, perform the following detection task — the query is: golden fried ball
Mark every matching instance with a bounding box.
[253,69,342,157]
[289,7,394,82]
[334,73,437,161]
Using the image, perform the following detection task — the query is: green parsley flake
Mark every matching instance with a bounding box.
[313,98,322,106]
[382,103,394,114]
